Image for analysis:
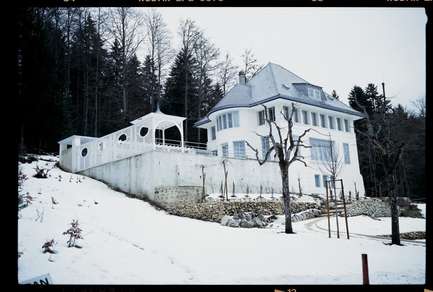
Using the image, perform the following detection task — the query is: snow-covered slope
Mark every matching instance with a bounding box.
[18,156,426,284]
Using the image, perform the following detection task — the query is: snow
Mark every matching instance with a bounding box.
[315,215,426,236]
[416,204,426,218]
[18,155,426,284]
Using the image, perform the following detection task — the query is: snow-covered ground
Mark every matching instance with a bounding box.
[18,155,426,284]
[417,203,426,218]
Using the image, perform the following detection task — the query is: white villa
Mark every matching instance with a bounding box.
[58,62,365,205]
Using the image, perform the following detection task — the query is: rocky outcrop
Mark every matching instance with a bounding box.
[291,209,322,222]
[346,198,391,218]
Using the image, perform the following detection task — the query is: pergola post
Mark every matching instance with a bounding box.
[152,118,156,150]
[179,122,185,152]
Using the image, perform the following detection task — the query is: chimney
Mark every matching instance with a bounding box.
[239,71,246,85]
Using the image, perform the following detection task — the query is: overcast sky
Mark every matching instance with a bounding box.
[137,7,426,110]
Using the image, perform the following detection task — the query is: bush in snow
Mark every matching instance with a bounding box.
[33,165,52,179]
[63,220,83,248]
[18,192,33,210]
[42,239,56,254]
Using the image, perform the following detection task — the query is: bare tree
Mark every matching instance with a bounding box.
[143,8,174,109]
[246,103,311,233]
[108,8,143,119]
[217,52,238,95]
[411,97,425,118]
[241,49,263,80]
[316,133,344,198]
[352,89,405,245]
[193,31,220,140]
[178,19,202,140]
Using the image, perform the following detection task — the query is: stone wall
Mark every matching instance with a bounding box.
[164,199,318,223]
[154,186,203,204]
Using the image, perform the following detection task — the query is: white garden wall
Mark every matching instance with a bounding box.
[80,148,365,205]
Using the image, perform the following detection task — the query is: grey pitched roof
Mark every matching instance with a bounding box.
[195,62,364,127]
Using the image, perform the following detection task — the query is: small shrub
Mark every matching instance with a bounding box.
[63,220,83,248]
[18,192,33,209]
[33,165,52,179]
[42,239,56,254]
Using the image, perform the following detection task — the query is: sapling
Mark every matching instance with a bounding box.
[63,220,83,248]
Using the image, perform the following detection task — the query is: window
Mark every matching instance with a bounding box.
[343,143,351,164]
[328,116,335,129]
[293,108,299,123]
[211,126,216,140]
[233,141,246,159]
[311,112,318,126]
[283,106,289,119]
[314,175,321,187]
[118,134,127,142]
[261,136,270,159]
[217,116,221,131]
[310,138,335,161]
[258,110,265,125]
[302,110,309,125]
[337,118,342,131]
[139,127,149,137]
[228,113,233,128]
[315,89,321,100]
[233,111,240,127]
[268,107,276,122]
[81,148,88,157]
[283,105,298,122]
[344,119,350,132]
[222,115,227,129]
[322,175,329,188]
[211,150,218,156]
[320,114,327,128]
[222,143,229,157]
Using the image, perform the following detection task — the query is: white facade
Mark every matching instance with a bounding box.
[195,63,366,197]
[197,101,364,196]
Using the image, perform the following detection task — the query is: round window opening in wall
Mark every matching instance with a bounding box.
[81,148,88,157]
[139,127,149,137]
[118,133,127,142]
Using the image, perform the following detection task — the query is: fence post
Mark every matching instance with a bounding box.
[362,254,369,285]
[325,181,331,238]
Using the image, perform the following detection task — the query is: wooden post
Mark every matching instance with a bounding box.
[341,180,350,239]
[325,181,331,238]
[362,254,369,285]
[332,185,340,239]
[232,181,235,197]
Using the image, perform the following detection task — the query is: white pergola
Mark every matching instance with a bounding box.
[130,108,186,150]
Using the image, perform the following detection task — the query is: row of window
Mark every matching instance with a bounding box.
[210,111,240,141]
[309,138,351,164]
[315,174,331,188]
[80,127,150,157]
[216,111,240,131]
[257,106,351,133]
[216,140,247,159]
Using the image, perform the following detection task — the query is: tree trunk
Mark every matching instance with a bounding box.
[280,163,293,234]
[390,174,401,245]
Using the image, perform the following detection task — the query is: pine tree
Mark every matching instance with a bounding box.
[141,55,159,112]
[163,48,200,142]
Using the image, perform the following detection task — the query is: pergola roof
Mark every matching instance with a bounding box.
[130,111,186,130]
